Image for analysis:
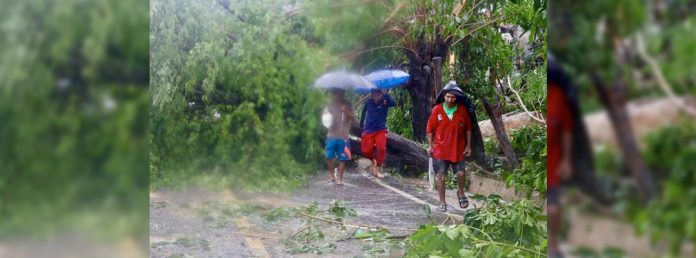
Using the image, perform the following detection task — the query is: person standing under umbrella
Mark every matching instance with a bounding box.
[426,83,472,212]
[325,88,356,186]
[359,89,396,178]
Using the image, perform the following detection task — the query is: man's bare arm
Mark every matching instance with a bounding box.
[464,130,472,156]
[427,133,434,156]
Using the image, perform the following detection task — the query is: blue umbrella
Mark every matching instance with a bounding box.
[356,69,410,93]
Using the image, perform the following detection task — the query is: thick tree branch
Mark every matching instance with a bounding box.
[506,76,546,124]
[635,33,696,118]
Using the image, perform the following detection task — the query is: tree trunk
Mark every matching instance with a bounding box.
[483,99,519,169]
[592,73,657,201]
[403,38,451,142]
[431,57,443,106]
[484,67,519,169]
[406,80,431,143]
[405,57,432,143]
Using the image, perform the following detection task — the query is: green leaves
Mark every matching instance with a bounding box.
[278,200,382,255]
[150,0,328,191]
[0,0,149,240]
[629,119,696,255]
[494,124,547,197]
[405,195,547,257]
[328,200,358,220]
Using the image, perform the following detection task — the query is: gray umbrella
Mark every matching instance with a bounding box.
[313,71,376,91]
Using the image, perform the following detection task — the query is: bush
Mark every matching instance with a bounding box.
[632,118,696,254]
[505,125,547,197]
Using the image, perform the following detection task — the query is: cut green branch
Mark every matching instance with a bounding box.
[298,212,416,232]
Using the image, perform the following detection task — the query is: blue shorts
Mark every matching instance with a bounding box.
[325,137,349,161]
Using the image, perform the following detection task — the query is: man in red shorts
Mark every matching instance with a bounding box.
[359,89,396,178]
[426,82,472,212]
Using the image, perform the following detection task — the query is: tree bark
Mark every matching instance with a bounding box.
[591,73,657,201]
[483,99,519,169]
[403,38,451,142]
[484,67,519,169]
[405,64,431,143]
[431,57,443,106]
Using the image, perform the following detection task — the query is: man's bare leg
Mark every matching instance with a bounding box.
[436,173,446,211]
[456,171,466,198]
[375,165,384,178]
[369,159,376,176]
[548,203,561,257]
[336,161,346,185]
[327,159,336,183]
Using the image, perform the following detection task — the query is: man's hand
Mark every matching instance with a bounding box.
[427,147,433,157]
[558,159,572,180]
[341,105,348,112]
[463,146,472,157]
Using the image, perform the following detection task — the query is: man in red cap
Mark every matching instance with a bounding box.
[426,85,472,212]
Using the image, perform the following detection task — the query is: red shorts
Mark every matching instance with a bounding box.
[361,129,387,166]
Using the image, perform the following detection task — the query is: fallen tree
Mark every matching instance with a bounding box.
[347,124,489,177]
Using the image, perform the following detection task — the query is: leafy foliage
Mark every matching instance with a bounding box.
[386,88,415,139]
[549,0,646,83]
[505,124,547,197]
[480,124,547,197]
[277,200,358,255]
[514,66,548,114]
[405,194,547,257]
[150,0,333,191]
[328,200,358,220]
[584,118,696,255]
[651,17,696,95]
[0,0,148,240]
[632,118,696,254]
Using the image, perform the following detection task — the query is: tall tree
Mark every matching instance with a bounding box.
[549,0,658,200]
